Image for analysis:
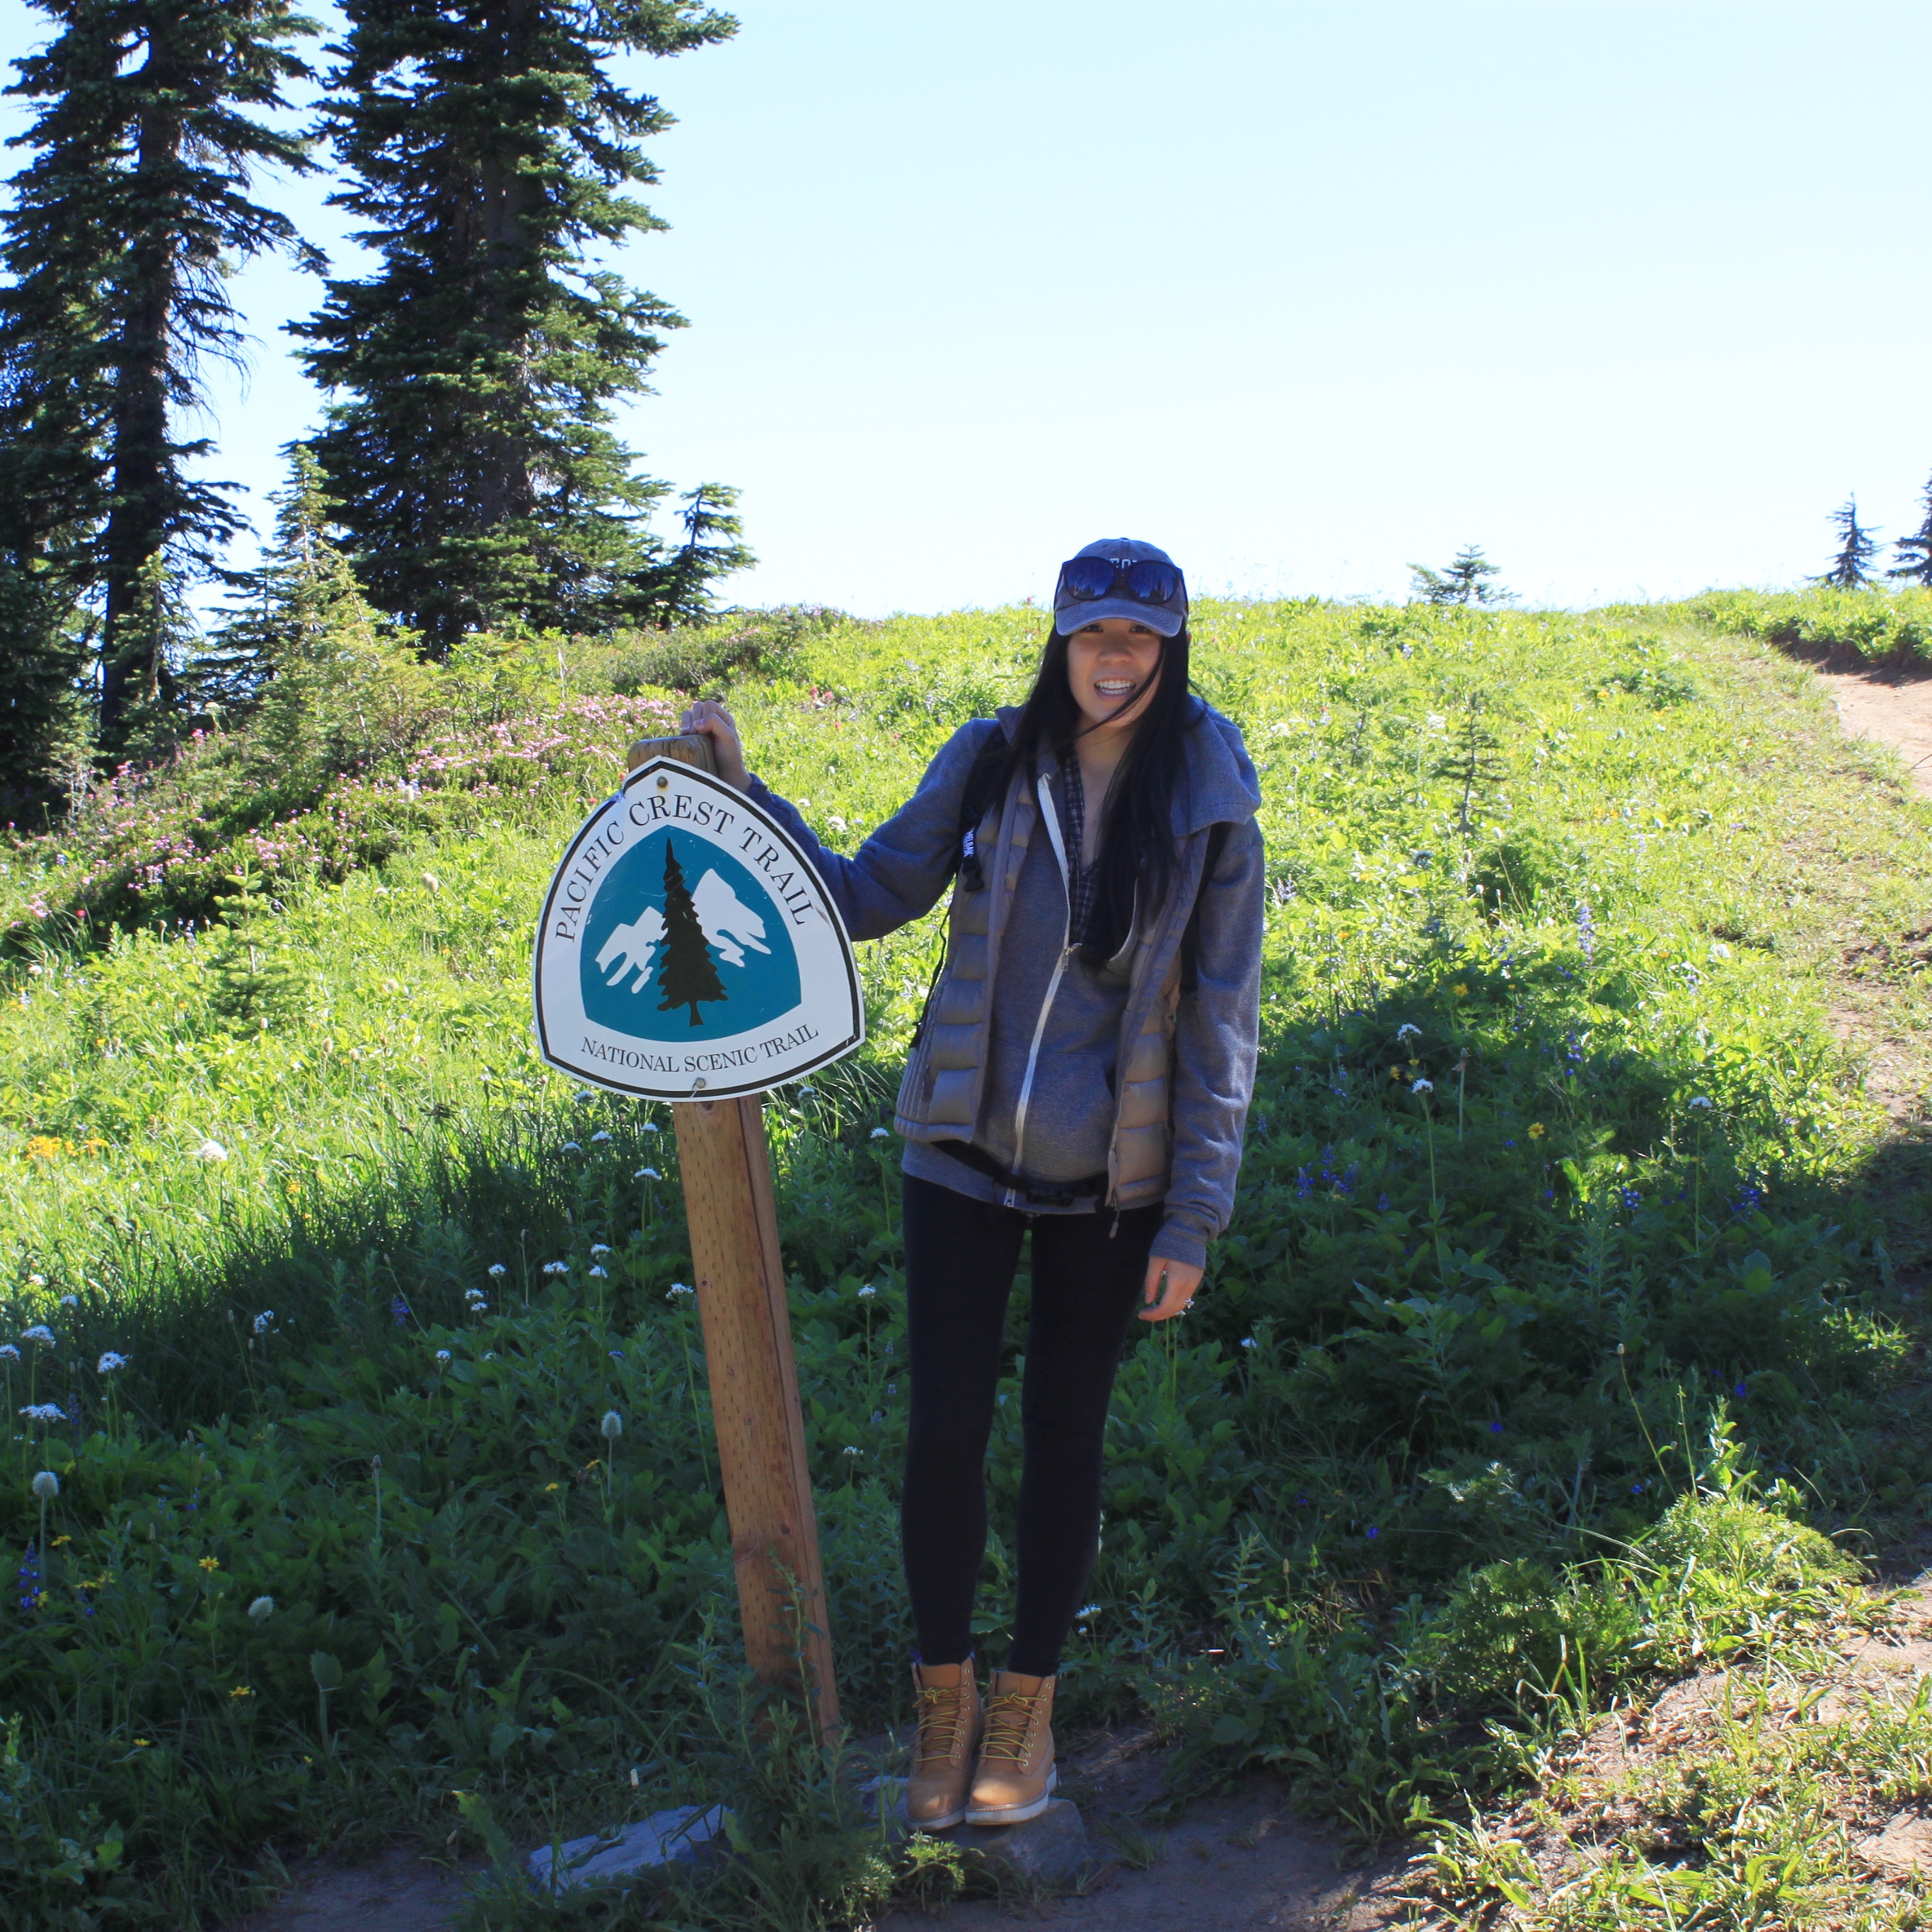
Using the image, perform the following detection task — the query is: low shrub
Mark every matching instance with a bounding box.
[1151,1475,1862,1842]
[1680,586,1932,666]
[597,605,851,696]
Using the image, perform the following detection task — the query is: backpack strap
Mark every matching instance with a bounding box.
[909,724,1011,1046]
[1179,821,1232,998]
[952,724,1012,892]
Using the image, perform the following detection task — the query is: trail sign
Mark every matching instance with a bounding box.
[533,756,864,1101]
[531,734,849,1746]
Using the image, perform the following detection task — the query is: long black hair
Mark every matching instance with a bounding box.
[963,624,1195,968]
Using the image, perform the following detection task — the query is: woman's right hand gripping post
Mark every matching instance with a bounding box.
[680,699,751,793]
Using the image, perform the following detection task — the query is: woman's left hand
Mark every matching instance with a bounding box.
[1138,1255,1204,1322]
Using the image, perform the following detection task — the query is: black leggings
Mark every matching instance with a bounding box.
[900,1172,1159,1679]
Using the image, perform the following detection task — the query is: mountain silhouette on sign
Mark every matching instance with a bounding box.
[594,862,772,993]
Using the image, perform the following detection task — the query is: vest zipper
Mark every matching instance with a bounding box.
[1010,770,1075,1178]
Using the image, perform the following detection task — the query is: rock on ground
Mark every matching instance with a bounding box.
[526,1803,730,1891]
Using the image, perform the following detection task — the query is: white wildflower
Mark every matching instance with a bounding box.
[601,1411,623,1440]
[1396,1023,1421,1042]
[1412,1078,1434,1095]
[561,1140,582,1152]
[542,1261,569,1276]
[464,1288,487,1305]
[421,872,441,891]
[57,1294,77,1308]
[26,1273,44,1287]
[487,1263,507,1278]
[248,1596,274,1621]
[31,1470,58,1498]
[0,1345,18,1362]
[590,1244,611,1256]
[96,1351,128,1375]
[252,1311,274,1335]
[827,814,848,831]
[195,1138,229,1163]
[434,1349,451,1365]
[841,1445,861,1457]
[857,1285,877,1300]
[634,1167,661,1181]
[589,1266,608,1279]
[869,1128,891,1140]
[21,1326,54,1348]
[20,1403,64,1423]
[574,1090,596,1104]
[666,1284,695,1301]
[640,1121,660,1135]
[1240,1337,1257,1350]
[590,1130,612,1143]
[1689,1095,1714,1110]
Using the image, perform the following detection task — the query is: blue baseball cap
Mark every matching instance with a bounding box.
[1053,538,1189,639]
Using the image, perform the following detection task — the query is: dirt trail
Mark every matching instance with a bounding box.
[231,1847,476,1931]
[1795,650,1932,799]
[867,1723,1404,1932]
[235,1757,1404,1932]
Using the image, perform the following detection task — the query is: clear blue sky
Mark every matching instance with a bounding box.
[4,0,1930,615]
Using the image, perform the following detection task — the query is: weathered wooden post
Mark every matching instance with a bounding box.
[630,734,838,1741]
[533,732,864,1745]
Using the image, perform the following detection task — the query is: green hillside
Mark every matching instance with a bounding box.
[1,594,1928,1926]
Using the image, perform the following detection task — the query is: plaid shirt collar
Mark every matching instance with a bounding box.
[1054,751,1098,947]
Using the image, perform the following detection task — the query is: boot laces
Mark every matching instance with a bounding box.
[913,1682,971,1765]
[978,1688,1043,1765]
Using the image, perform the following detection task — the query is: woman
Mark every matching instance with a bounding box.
[681,539,1263,1827]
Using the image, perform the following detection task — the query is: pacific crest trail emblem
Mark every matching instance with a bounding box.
[533,757,864,1099]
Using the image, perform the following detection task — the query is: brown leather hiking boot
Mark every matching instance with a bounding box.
[906,1660,983,1831]
[965,1669,1057,1824]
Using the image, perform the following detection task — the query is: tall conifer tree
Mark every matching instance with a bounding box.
[1890,472,1932,586]
[1813,497,1880,589]
[0,0,319,771]
[0,0,125,814]
[293,0,743,654]
[200,445,375,707]
[94,0,320,751]
[656,839,723,1025]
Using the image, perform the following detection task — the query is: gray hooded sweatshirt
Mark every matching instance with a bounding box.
[746,696,1264,1269]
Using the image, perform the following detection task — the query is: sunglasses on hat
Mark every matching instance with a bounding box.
[1055,555,1185,607]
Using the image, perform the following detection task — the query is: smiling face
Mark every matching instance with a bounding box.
[1065,618,1164,739]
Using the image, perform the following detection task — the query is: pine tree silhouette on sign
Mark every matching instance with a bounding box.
[656,839,727,1026]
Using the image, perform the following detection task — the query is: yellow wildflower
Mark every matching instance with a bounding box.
[544,1482,560,1493]
[1452,983,1469,997]
[134,1738,152,1748]
[230,1685,253,1699]
[198,1556,220,1572]
[1529,1122,1545,1140]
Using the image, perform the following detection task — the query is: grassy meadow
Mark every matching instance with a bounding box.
[1,591,1930,1928]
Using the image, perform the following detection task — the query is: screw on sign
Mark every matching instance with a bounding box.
[532,731,864,1742]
